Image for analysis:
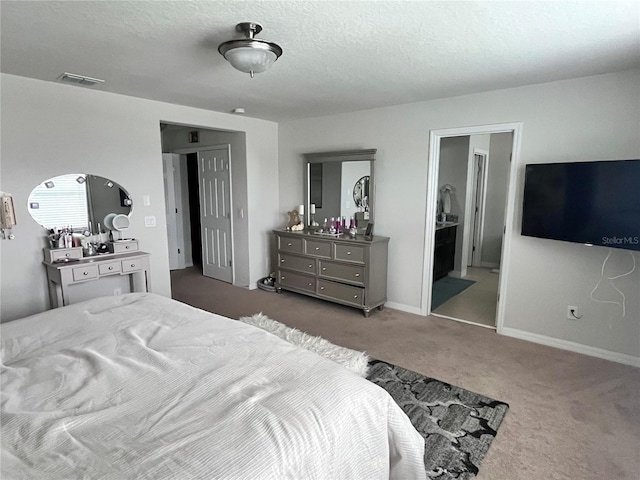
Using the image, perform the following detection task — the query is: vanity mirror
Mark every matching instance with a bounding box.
[303,149,376,230]
[28,174,132,233]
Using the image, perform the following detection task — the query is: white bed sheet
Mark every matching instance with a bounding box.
[1,293,425,480]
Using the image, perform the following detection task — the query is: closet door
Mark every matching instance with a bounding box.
[198,146,233,283]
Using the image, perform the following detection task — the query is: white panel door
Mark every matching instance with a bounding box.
[198,147,233,283]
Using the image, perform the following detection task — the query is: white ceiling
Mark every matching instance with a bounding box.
[1,1,639,122]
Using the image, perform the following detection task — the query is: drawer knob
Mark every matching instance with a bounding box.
[131,264,135,267]
[108,266,113,271]
[355,273,360,277]
[320,286,325,290]
[308,264,313,268]
[125,245,130,249]
[65,253,70,257]
[315,247,320,251]
[83,271,88,276]
[322,267,326,271]
[287,242,292,246]
[281,259,285,263]
[353,295,358,299]
[347,251,352,255]
[308,283,313,286]
[281,276,285,280]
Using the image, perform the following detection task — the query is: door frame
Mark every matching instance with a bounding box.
[468,149,489,268]
[162,153,186,270]
[170,144,235,283]
[420,123,523,334]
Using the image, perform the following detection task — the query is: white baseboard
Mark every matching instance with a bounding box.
[500,327,640,368]
[384,301,422,315]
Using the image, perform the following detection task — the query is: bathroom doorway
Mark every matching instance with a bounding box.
[421,123,523,333]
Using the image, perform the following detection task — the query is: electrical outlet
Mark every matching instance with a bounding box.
[567,305,581,320]
[114,288,122,296]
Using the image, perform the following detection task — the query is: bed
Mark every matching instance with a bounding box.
[1,293,425,479]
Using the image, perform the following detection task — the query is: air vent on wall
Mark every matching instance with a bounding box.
[58,72,105,86]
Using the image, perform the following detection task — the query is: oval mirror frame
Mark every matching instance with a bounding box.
[27,174,133,233]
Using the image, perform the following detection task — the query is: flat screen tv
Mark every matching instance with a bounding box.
[521,159,640,251]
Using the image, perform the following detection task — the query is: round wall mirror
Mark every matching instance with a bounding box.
[27,174,132,233]
[353,175,370,209]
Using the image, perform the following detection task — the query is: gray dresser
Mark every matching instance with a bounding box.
[273,230,389,316]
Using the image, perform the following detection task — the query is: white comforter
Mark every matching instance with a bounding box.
[1,293,425,480]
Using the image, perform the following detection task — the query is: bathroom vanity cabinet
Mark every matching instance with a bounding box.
[433,223,457,280]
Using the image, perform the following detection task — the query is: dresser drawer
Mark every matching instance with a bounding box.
[334,243,365,264]
[99,261,122,275]
[122,259,143,273]
[72,265,98,282]
[278,236,303,254]
[279,253,317,275]
[304,239,332,258]
[318,280,364,307]
[319,260,365,286]
[278,270,316,293]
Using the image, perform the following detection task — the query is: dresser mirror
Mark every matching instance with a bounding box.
[28,174,132,233]
[303,149,376,229]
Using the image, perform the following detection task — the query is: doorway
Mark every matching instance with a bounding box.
[421,123,523,333]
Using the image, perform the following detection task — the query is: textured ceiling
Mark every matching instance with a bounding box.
[1,0,639,122]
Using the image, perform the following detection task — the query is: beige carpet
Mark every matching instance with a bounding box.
[171,267,640,480]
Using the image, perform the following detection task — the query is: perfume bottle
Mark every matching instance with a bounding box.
[329,217,336,234]
[341,216,346,232]
[349,216,355,229]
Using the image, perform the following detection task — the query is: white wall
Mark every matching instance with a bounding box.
[482,132,512,266]
[278,70,640,362]
[0,74,278,321]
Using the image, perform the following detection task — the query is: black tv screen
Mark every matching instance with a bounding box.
[521,159,640,251]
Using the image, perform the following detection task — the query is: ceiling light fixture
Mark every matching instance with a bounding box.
[218,22,282,78]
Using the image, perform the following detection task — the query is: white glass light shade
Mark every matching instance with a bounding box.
[222,47,278,74]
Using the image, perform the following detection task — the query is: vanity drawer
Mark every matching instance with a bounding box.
[318,280,364,307]
[278,270,316,293]
[279,253,317,275]
[122,259,143,273]
[72,265,98,282]
[278,236,303,254]
[334,243,365,264]
[108,240,139,254]
[99,261,121,275]
[46,247,83,263]
[304,239,331,258]
[319,260,365,286]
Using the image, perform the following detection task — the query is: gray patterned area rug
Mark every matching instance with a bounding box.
[366,359,509,480]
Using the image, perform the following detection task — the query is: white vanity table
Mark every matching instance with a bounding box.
[43,249,151,308]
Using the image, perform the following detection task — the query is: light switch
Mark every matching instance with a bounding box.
[143,195,151,206]
[144,216,156,227]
